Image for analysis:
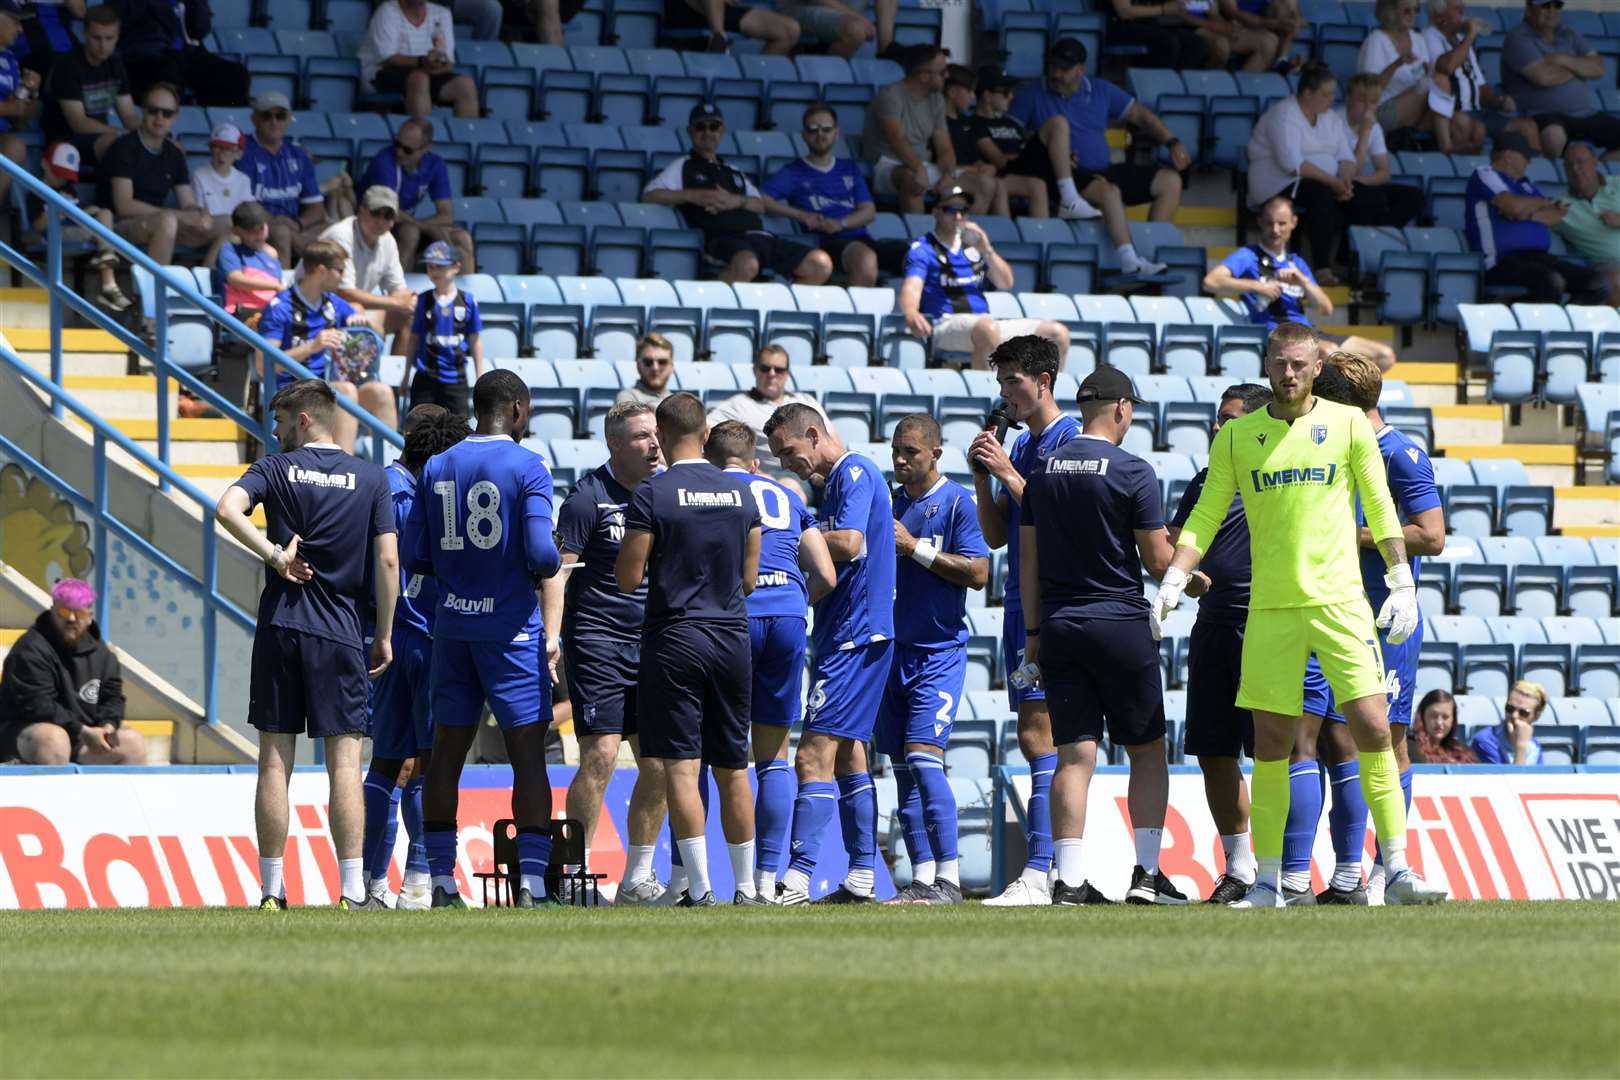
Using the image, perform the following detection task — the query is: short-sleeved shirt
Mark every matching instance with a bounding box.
[258,287,358,385]
[321,216,407,297]
[760,157,874,241]
[1557,175,1620,267]
[1001,414,1080,614]
[1358,424,1441,610]
[1218,244,1318,330]
[1421,27,1488,113]
[41,47,130,143]
[893,476,989,648]
[904,231,990,318]
[1342,110,1390,177]
[1358,29,1437,108]
[409,287,481,383]
[557,464,647,644]
[1022,434,1161,621]
[1007,76,1133,172]
[386,460,435,637]
[190,164,254,216]
[1469,724,1544,765]
[624,459,760,628]
[813,451,896,653]
[946,111,986,166]
[236,136,323,220]
[232,443,395,649]
[976,111,1029,159]
[1465,165,1551,268]
[862,80,947,163]
[97,131,189,209]
[359,145,453,216]
[727,467,816,620]
[643,152,763,240]
[358,0,457,88]
[1169,467,1249,628]
[215,241,283,312]
[1501,21,1596,118]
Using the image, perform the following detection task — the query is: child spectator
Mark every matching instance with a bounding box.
[969,66,1050,219]
[33,141,132,312]
[191,123,253,266]
[216,201,283,324]
[394,240,483,414]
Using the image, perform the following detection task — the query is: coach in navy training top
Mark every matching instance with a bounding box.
[618,394,763,906]
[214,378,399,910]
[1020,366,1187,906]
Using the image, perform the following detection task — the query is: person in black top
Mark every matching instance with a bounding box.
[41,4,140,163]
[969,66,1051,219]
[641,102,833,286]
[1020,366,1191,907]
[214,378,400,911]
[1168,382,1271,904]
[99,82,219,266]
[109,0,249,107]
[616,393,763,906]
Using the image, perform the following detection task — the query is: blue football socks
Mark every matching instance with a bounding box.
[908,752,958,865]
[786,779,838,880]
[361,768,397,883]
[1026,752,1057,874]
[516,827,552,898]
[894,761,930,871]
[1326,759,1368,867]
[1281,761,1325,887]
[837,772,877,873]
[754,759,795,875]
[401,776,428,875]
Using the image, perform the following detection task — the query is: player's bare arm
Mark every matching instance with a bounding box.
[798,525,837,602]
[369,532,399,677]
[215,486,313,583]
[893,518,988,590]
[1357,506,1444,556]
[614,528,653,593]
[821,527,865,562]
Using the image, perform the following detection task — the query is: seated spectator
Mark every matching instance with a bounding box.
[1008,38,1187,273]
[706,344,830,466]
[1465,131,1605,304]
[1501,0,1620,160]
[98,83,218,266]
[942,65,1013,218]
[238,92,328,266]
[13,0,84,81]
[1103,0,1209,70]
[216,201,282,323]
[39,4,138,164]
[1556,141,1620,304]
[0,2,33,209]
[1423,0,1540,156]
[1168,0,1278,74]
[0,579,144,765]
[1203,194,1397,370]
[191,123,253,266]
[898,185,1071,371]
[357,0,479,119]
[967,67,1049,218]
[862,46,999,216]
[320,186,416,337]
[662,0,800,55]
[614,333,675,406]
[762,104,911,287]
[1469,680,1547,765]
[1357,0,1453,152]
[358,117,474,272]
[771,0,891,58]
[1219,0,1304,73]
[110,0,248,107]
[394,241,483,414]
[643,103,832,286]
[1342,74,1427,229]
[33,142,131,312]
[1411,689,1476,764]
[453,0,501,40]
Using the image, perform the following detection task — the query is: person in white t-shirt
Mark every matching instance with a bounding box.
[1357,0,1454,151]
[1341,74,1426,224]
[1421,0,1540,156]
[191,123,254,266]
[320,185,415,342]
[356,0,479,118]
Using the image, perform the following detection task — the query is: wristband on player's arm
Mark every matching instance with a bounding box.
[911,538,938,569]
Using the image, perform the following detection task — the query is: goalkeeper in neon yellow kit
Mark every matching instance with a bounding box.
[1153,322,1447,908]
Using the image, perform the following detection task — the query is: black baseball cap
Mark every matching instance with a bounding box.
[975,65,1019,92]
[935,184,974,210]
[1077,367,1147,405]
[1048,37,1088,68]
[689,101,724,125]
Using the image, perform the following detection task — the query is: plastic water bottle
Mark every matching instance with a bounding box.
[1009,662,1041,691]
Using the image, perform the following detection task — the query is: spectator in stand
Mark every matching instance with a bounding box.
[393,241,483,414]
[1342,75,1427,228]
[0,579,145,765]
[614,333,676,407]
[772,0,894,59]
[357,0,480,120]
[942,65,1014,217]
[453,0,501,40]
[39,4,138,164]
[1423,0,1540,156]
[320,186,416,337]
[898,185,1071,371]
[863,46,999,216]
[1357,0,1454,152]
[643,103,832,286]
[662,0,800,55]
[238,92,328,267]
[1008,39,1187,274]
[1465,131,1605,304]
[1214,0,1294,73]
[13,0,84,80]
[1169,0,1280,74]
[215,201,283,323]
[109,0,249,107]
[33,142,131,312]
[191,123,253,266]
[1102,0,1209,71]
[1410,690,1476,765]
[358,117,474,272]
[762,105,911,287]
[706,344,829,466]
[0,1,34,211]
[1470,680,1547,765]
[963,67,1052,219]
[1557,142,1620,305]
[1501,0,1620,160]
[98,83,218,266]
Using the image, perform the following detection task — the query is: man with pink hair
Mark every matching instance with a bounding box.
[0,579,146,764]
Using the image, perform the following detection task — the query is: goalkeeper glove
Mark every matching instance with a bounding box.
[1376,562,1419,645]
[1149,566,1188,642]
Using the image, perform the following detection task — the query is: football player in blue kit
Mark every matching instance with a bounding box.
[703,420,837,902]
[616,395,764,906]
[882,414,990,905]
[404,369,562,909]
[765,402,897,905]
[214,379,399,910]
[362,404,467,909]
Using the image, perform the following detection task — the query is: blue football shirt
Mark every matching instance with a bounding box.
[409,288,482,384]
[1218,245,1318,331]
[0,53,21,133]
[624,459,761,627]
[1358,424,1441,610]
[1169,468,1249,628]
[258,287,357,387]
[386,461,434,638]
[236,136,323,220]
[1465,165,1551,269]
[557,464,647,644]
[1007,76,1133,173]
[904,232,991,319]
[725,467,817,620]
[813,451,896,653]
[1469,725,1543,766]
[760,158,876,241]
[359,146,453,216]
[1001,414,1080,615]
[893,477,990,648]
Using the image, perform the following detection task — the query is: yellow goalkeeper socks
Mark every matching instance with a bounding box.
[1359,748,1409,873]
[1250,758,1291,862]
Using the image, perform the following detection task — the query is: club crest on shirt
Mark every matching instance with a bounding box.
[1311,424,1327,445]
[923,502,940,519]
[78,679,101,705]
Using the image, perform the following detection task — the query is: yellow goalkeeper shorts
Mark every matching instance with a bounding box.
[1236,601,1386,717]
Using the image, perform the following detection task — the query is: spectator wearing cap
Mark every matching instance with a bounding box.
[862,45,1000,216]
[237,91,328,266]
[394,240,483,414]
[1008,38,1186,274]
[1465,131,1606,304]
[942,64,1014,218]
[761,103,910,287]
[1557,141,1620,304]
[98,82,217,266]
[358,117,475,272]
[898,185,1072,370]
[39,4,139,165]
[1502,0,1620,160]
[1423,0,1540,156]
[643,103,833,286]
[0,0,32,209]
[191,123,253,265]
[109,0,249,107]
[34,141,132,313]
[961,65,1050,218]
[662,0,800,55]
[215,201,283,322]
[320,186,416,338]
[358,0,479,119]
[769,0,891,58]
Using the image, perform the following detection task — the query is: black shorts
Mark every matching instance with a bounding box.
[409,368,470,416]
[664,0,749,32]
[1041,614,1166,749]
[1182,619,1253,759]
[564,632,639,738]
[821,235,911,276]
[636,619,751,769]
[1534,111,1620,152]
[1010,136,1165,208]
[708,232,817,279]
[250,626,369,738]
[373,66,465,98]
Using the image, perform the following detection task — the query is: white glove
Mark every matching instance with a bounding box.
[1376,562,1419,645]
[1150,566,1188,642]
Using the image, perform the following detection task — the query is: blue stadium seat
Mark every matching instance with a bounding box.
[1511,564,1564,619]
[1416,640,1458,699]
[1460,643,1516,698]
[1444,485,1497,539]
[540,70,595,124]
[823,391,877,445]
[1519,643,1571,698]
[1454,563,1507,617]
[1500,486,1553,538]
[530,304,587,357]
[1576,645,1620,699]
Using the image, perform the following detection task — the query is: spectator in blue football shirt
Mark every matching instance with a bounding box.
[216,200,283,320]
[1471,681,1547,765]
[358,117,474,273]
[394,240,484,415]
[110,0,249,106]
[238,92,329,266]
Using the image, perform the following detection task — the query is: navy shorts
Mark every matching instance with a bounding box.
[1183,619,1253,759]
[1042,615,1166,749]
[431,634,550,730]
[369,625,433,758]
[1308,617,1423,725]
[565,633,639,738]
[876,642,968,756]
[1002,610,1045,711]
[749,615,807,728]
[250,626,369,739]
[637,620,752,769]
[804,638,894,742]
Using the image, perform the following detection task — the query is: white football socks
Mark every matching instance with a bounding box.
[676,837,711,900]
[259,857,284,900]
[1133,827,1163,875]
[1221,832,1257,884]
[911,860,936,887]
[338,858,364,903]
[845,868,875,897]
[936,859,959,887]
[728,842,757,898]
[1331,861,1363,891]
[781,867,810,894]
[1054,837,1085,885]
[623,844,656,887]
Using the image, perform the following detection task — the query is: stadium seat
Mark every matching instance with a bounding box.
[1536,725,1580,765]
[1454,564,1508,617]
[1444,485,1497,539]
[1453,694,1500,729]
[1576,645,1620,699]
[945,720,998,778]
[1461,643,1516,699]
[1519,643,1571,698]
[1581,728,1620,765]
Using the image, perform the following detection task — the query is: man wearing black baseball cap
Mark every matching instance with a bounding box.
[1017,361,1188,907]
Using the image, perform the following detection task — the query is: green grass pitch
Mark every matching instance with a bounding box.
[2,902,1616,1078]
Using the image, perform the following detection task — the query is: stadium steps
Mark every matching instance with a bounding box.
[1438,441,1576,488]
[1432,404,1504,446]
[9,326,131,378]
[79,417,246,467]
[1553,487,1620,532]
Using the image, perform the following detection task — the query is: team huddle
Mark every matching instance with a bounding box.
[220,322,1449,910]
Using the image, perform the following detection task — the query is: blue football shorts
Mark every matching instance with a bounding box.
[368,625,433,758]
[804,638,895,742]
[876,642,968,756]
[431,633,550,730]
[749,615,807,728]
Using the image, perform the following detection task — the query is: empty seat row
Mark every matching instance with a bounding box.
[1455,304,1620,405]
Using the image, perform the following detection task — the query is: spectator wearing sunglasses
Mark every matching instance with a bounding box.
[358,0,480,119]
[615,333,677,407]
[1502,0,1620,159]
[238,92,328,266]
[706,344,830,467]
[320,186,416,351]
[1469,680,1548,765]
[108,0,249,106]
[98,82,219,266]
[358,117,475,272]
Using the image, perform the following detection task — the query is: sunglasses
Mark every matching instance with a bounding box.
[1505,704,1535,718]
[394,140,424,155]
[638,354,670,366]
[938,204,969,216]
[367,206,397,219]
[145,105,178,118]
[258,109,290,121]
[803,124,836,135]
[756,363,788,375]
[53,605,91,620]
[692,120,724,132]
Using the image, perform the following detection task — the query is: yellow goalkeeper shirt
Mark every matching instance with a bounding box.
[1176,397,1402,611]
